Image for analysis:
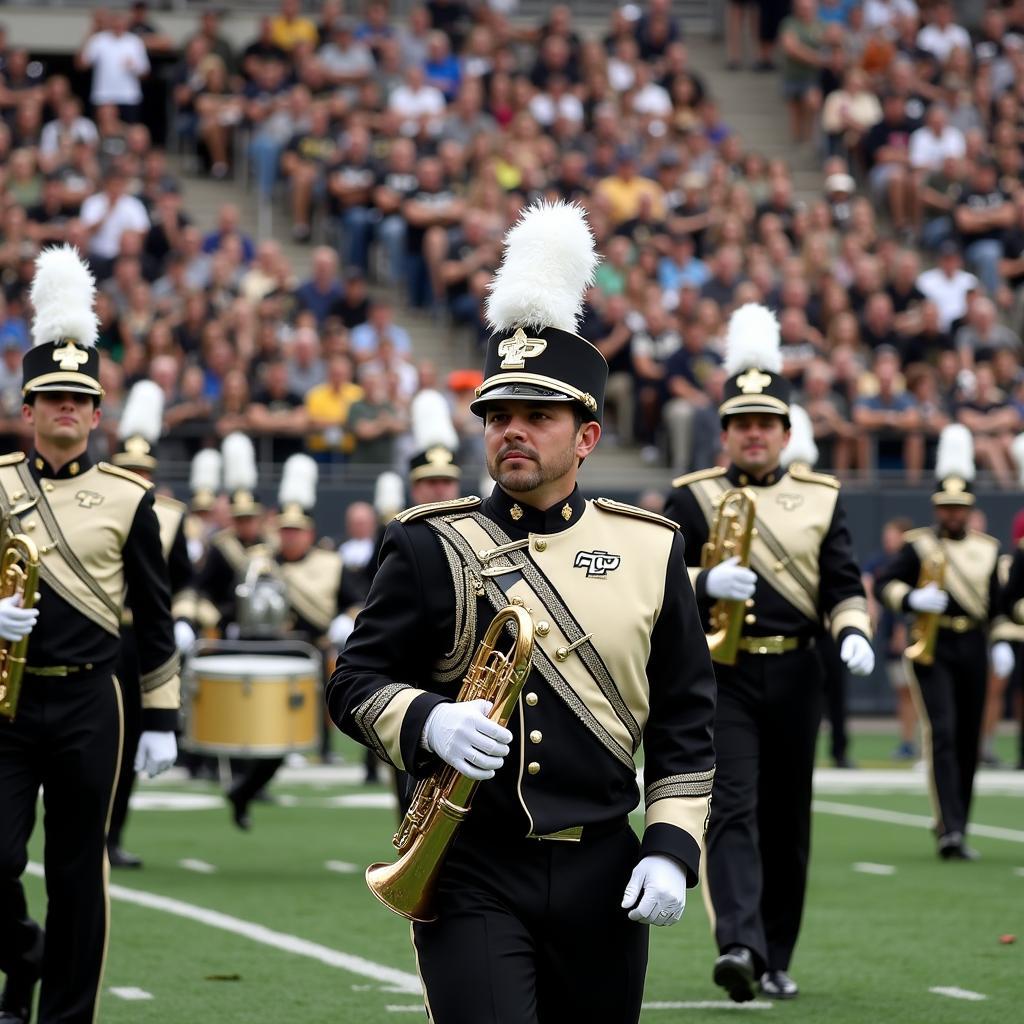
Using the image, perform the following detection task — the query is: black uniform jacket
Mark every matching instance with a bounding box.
[327,485,716,883]
[664,464,871,643]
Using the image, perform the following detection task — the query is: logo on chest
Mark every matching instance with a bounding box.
[775,492,804,511]
[75,490,104,509]
[573,550,621,578]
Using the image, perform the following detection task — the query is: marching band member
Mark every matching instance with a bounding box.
[185,447,223,566]
[664,304,873,1003]
[875,425,1014,860]
[328,201,716,1024]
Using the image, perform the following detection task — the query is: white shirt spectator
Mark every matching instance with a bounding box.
[80,192,150,260]
[39,116,99,157]
[528,92,584,127]
[80,31,150,106]
[908,123,965,171]
[917,22,971,64]
[387,82,445,136]
[632,82,673,119]
[916,266,978,331]
[863,0,918,35]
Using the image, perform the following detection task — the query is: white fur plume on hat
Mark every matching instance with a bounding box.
[30,245,99,349]
[724,303,782,376]
[935,424,975,481]
[278,453,318,511]
[412,389,459,452]
[374,471,405,520]
[485,201,599,335]
[781,404,818,469]
[117,380,165,443]
[1011,432,1024,487]
[222,432,258,491]
[190,449,222,495]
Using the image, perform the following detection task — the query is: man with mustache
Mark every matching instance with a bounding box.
[664,304,874,1004]
[327,202,716,1023]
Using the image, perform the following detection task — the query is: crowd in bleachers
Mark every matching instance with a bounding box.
[3,1,1024,484]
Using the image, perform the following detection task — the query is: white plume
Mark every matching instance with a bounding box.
[485,201,598,334]
[278,454,318,511]
[724,303,782,375]
[935,424,975,482]
[222,432,258,491]
[29,245,99,349]
[1012,432,1024,487]
[781,404,818,469]
[117,380,165,443]
[190,449,222,494]
[412,389,459,452]
[374,471,405,519]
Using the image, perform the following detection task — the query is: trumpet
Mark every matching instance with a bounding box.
[0,534,41,721]
[905,548,946,666]
[701,488,757,666]
[365,604,535,922]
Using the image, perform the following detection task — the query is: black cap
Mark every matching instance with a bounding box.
[409,445,461,483]
[22,340,103,398]
[470,325,608,423]
[719,367,791,425]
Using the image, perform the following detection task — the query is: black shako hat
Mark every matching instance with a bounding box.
[470,201,607,424]
[718,303,791,426]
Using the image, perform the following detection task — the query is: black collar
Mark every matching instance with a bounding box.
[936,525,967,542]
[726,463,784,488]
[29,448,93,481]
[484,485,587,535]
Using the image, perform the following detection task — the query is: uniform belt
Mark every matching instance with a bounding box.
[25,664,91,677]
[737,635,804,655]
[937,615,982,633]
[524,816,629,843]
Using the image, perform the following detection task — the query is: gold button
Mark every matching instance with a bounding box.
[529,730,542,744]
[774,562,784,572]
[757,646,768,654]
[11,491,23,501]
[69,462,79,476]
[536,621,550,637]
[534,539,547,552]
[85,663,93,670]
[555,646,569,662]
[24,521,36,531]
[739,474,749,485]
[527,762,540,775]
[511,597,524,606]
[525,692,538,706]
[745,599,755,608]
[745,614,756,625]
[43,483,54,492]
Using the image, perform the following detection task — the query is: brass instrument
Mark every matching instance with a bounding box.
[905,548,946,666]
[0,535,41,721]
[701,488,757,666]
[365,604,535,922]
[235,552,289,636]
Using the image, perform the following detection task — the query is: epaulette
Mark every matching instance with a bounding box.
[671,466,726,489]
[393,495,481,524]
[903,527,932,543]
[98,462,153,489]
[969,529,999,548]
[0,452,25,467]
[594,497,678,531]
[155,493,187,516]
[787,464,840,489]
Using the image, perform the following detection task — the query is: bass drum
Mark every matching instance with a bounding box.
[183,651,321,757]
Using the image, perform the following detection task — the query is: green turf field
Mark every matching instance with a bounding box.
[23,730,1023,1023]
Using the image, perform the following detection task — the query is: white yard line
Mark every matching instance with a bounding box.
[852,862,897,876]
[109,987,153,1001]
[929,987,987,1002]
[325,860,359,874]
[1014,867,1024,877]
[813,801,1024,844]
[178,859,217,874]
[641,1002,773,1011]
[25,863,421,995]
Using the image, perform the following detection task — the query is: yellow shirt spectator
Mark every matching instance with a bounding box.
[305,355,364,454]
[269,14,318,52]
[595,165,667,227]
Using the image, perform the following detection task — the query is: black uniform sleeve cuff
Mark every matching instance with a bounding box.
[141,708,179,732]
[400,691,449,778]
[639,822,702,887]
[836,626,870,646]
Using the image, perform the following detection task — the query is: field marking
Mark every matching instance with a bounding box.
[642,1002,773,1011]
[853,862,897,876]
[1015,868,1024,877]
[929,987,987,1002]
[325,860,359,874]
[813,801,1024,844]
[178,859,217,874]
[25,863,421,995]
[109,987,153,1001]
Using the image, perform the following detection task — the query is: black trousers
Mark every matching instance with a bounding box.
[706,647,822,975]
[0,669,122,1024]
[412,819,647,1024]
[109,660,141,848]
[817,632,849,762]
[230,756,284,806]
[906,631,987,838]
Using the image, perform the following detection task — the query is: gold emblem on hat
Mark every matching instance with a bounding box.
[498,328,548,369]
[561,503,572,521]
[943,476,966,494]
[510,503,524,521]
[425,446,453,466]
[736,368,773,394]
[52,341,89,372]
[124,436,151,457]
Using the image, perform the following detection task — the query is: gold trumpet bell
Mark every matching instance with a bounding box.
[0,534,41,721]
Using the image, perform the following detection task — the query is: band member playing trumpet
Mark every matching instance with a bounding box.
[0,247,179,1024]
[875,425,1013,861]
[327,202,716,1024]
[664,304,873,1004]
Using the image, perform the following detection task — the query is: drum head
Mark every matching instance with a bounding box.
[189,655,315,676]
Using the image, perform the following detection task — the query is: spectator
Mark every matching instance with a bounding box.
[955,362,1022,487]
[916,240,977,332]
[319,18,375,97]
[201,203,255,262]
[908,103,965,176]
[280,105,339,242]
[249,358,309,462]
[304,352,364,463]
[779,0,825,144]
[595,147,666,228]
[821,67,883,160]
[863,91,917,236]
[269,0,318,53]
[401,157,464,307]
[953,296,1022,367]
[79,163,149,280]
[347,369,407,465]
[351,301,413,360]
[853,345,923,478]
[916,1,970,65]
[388,64,445,139]
[77,9,150,124]
[630,301,682,461]
[953,158,1014,298]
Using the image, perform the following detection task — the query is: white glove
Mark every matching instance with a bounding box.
[174,620,196,654]
[422,699,513,781]
[0,593,38,643]
[840,634,875,677]
[704,556,757,601]
[907,583,948,614]
[621,854,688,926]
[328,613,355,647]
[134,731,178,778]
[991,641,1015,679]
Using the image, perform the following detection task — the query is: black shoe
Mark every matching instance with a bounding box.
[713,947,757,1003]
[227,789,252,831]
[761,970,799,998]
[0,923,44,1023]
[833,756,857,769]
[938,831,980,861]
[107,844,143,869]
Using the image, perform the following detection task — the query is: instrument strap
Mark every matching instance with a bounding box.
[914,531,988,622]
